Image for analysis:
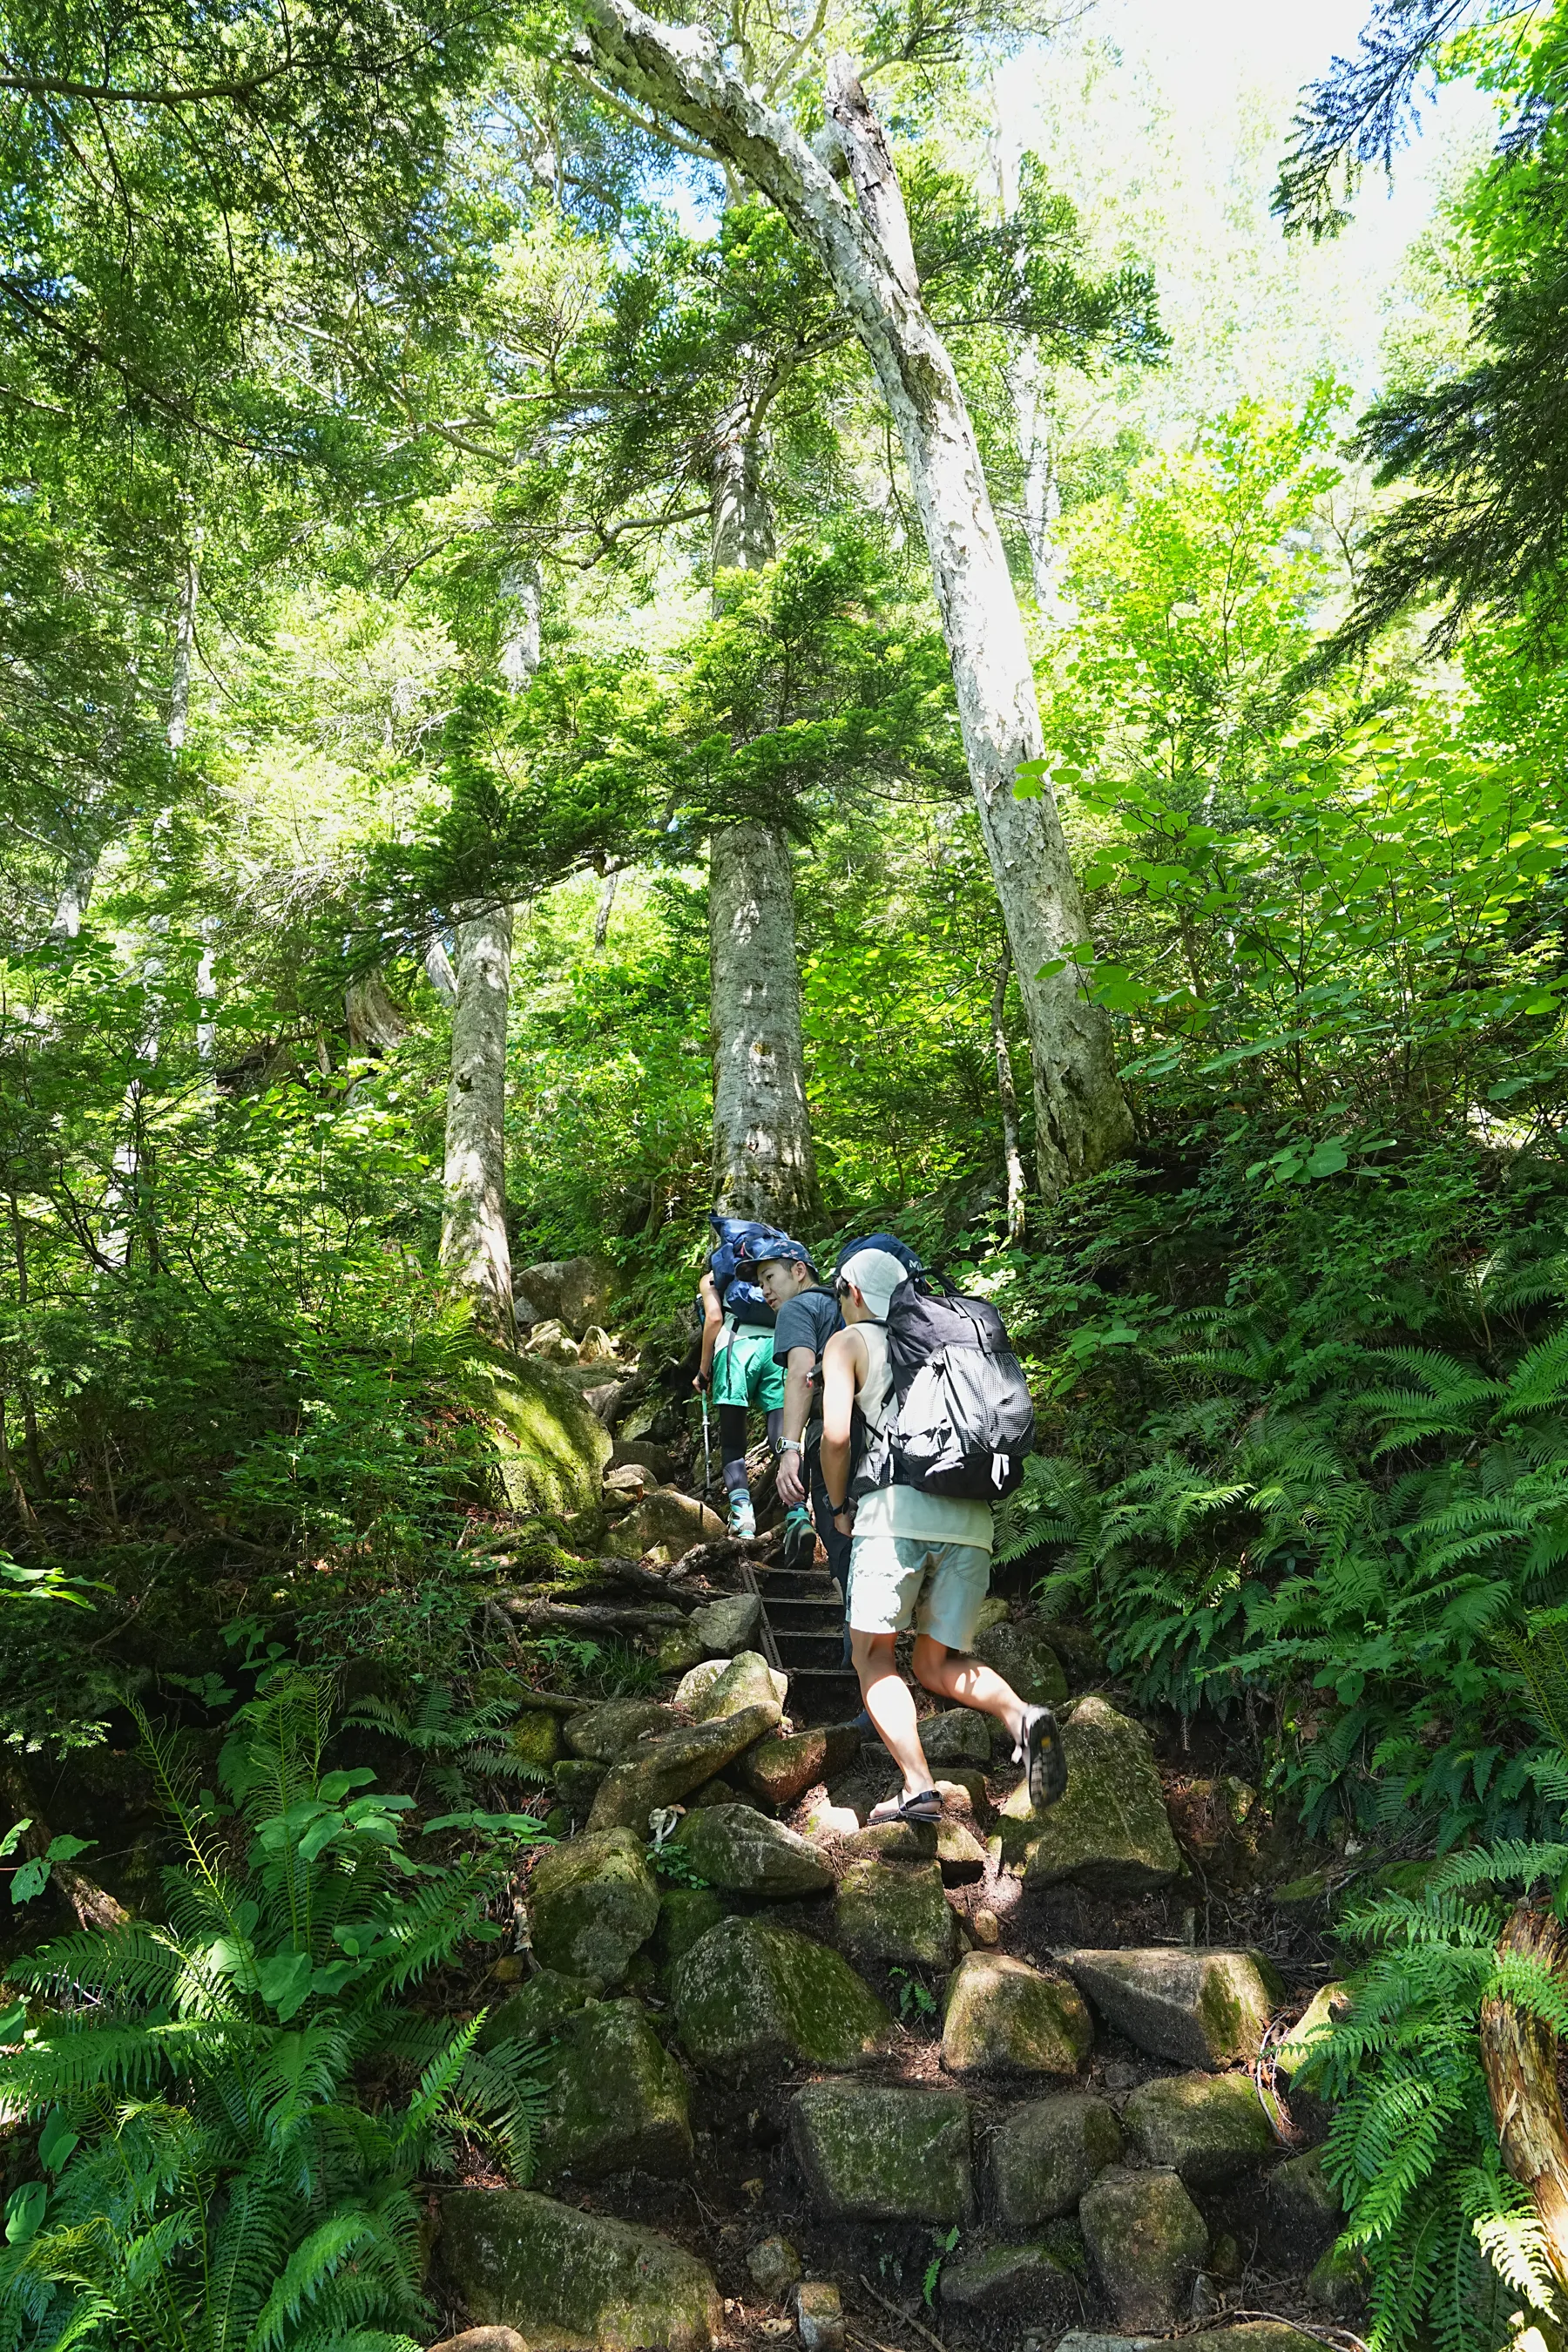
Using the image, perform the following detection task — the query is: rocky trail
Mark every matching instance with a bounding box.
[429,1270,1364,2352]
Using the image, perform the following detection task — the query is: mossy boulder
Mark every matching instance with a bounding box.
[836,1858,959,1970]
[672,1915,889,2074]
[1078,2166,1209,2328]
[674,1805,833,1896]
[587,1702,781,1837]
[619,1488,726,1555]
[552,1758,607,1823]
[920,1709,991,1766]
[971,1619,1069,1705]
[508,1709,563,1770]
[789,2081,973,2223]
[740,1723,861,1808]
[1266,2146,1341,2249]
[441,2187,720,2350]
[1064,1947,1282,2069]
[689,1651,787,1721]
[1004,1696,1181,1894]
[564,1700,677,1761]
[654,1886,729,1978]
[531,1997,693,2180]
[690,1593,760,1654]
[477,1969,598,2051]
[1123,2070,1276,2185]
[515,1254,625,1336]
[483,1355,612,1516]
[527,1828,659,1983]
[940,1950,1092,2077]
[938,2236,1085,2317]
[989,2093,1124,2227]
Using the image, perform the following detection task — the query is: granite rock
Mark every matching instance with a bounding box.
[672,1915,889,2074]
[527,1828,659,1983]
[789,2081,973,2223]
[1078,2166,1209,2329]
[440,2188,720,2351]
[587,1702,781,1836]
[1064,1947,1281,2069]
[941,1950,1092,2077]
[836,1858,960,1970]
[674,1804,833,1896]
[1003,1697,1181,1895]
[1123,2070,1276,2185]
[989,2093,1124,2227]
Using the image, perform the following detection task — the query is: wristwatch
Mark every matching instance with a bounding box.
[778,1436,804,1453]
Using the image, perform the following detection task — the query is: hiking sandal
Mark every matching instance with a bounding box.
[1015,1703,1068,1812]
[868,1788,943,1825]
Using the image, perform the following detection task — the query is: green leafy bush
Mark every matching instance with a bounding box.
[0,1670,551,2352]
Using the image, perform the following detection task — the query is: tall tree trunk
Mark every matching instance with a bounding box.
[990,948,1027,1246]
[572,0,1132,1195]
[440,901,517,1346]
[1480,1902,1568,2295]
[439,562,541,1344]
[706,416,818,1226]
[592,863,620,950]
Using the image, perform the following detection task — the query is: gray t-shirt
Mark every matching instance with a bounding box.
[772,1288,842,1368]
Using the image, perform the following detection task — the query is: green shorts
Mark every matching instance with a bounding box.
[712,1318,786,1413]
[847,1534,991,1652]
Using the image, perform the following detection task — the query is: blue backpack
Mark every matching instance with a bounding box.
[708,1213,787,1327]
[834,1231,923,1279]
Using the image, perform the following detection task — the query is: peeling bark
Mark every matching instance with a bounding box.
[572,0,1132,1193]
[1480,1901,1568,2293]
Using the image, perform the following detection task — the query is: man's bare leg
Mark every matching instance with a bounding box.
[851,1628,935,1799]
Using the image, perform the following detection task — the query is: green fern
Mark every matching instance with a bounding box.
[0,1668,552,2352]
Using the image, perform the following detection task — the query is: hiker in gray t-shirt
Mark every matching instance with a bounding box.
[753,1241,847,1579]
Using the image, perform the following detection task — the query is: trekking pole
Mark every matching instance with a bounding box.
[700,1389,713,1496]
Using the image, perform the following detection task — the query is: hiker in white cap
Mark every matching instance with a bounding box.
[818,1247,1064,1825]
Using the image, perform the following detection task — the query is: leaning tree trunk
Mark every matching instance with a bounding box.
[439,562,542,1347]
[707,409,818,1226]
[1480,1901,1568,2294]
[571,0,1132,1194]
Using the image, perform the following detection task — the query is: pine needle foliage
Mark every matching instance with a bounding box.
[0,1670,551,2352]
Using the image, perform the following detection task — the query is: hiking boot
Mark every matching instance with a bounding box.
[727,1491,756,1540]
[781,1505,816,1568]
[1015,1703,1067,1812]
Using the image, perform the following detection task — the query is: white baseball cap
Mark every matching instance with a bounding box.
[838,1247,911,1321]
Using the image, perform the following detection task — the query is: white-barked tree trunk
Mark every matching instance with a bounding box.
[439,561,543,1346]
[572,0,1132,1193]
[707,415,818,1227]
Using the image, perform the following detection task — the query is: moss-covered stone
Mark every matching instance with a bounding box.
[1064,1946,1278,2068]
[672,1659,727,1710]
[674,1805,832,1896]
[840,1820,937,1862]
[1078,2166,1209,2328]
[654,1886,728,1978]
[920,1709,991,1765]
[690,1592,760,1653]
[989,2093,1124,2227]
[440,2187,720,2349]
[532,1997,693,2180]
[740,1722,861,1808]
[477,1969,598,2051]
[587,1702,781,1836]
[940,1950,1092,2077]
[506,1709,563,1770]
[1278,1980,1350,2078]
[689,1650,787,1721]
[1004,1696,1180,1894]
[789,2081,973,2223]
[657,1623,707,1674]
[938,2235,1085,2316]
[1306,2242,1370,2315]
[483,1355,612,1516]
[620,1487,726,1555]
[672,1915,889,2073]
[971,1619,1070,1705]
[552,1758,607,1823]
[564,1700,677,1761]
[1123,2070,1276,2185]
[528,1828,659,1983]
[836,1858,959,1969]
[936,1818,987,1882]
[1266,2146,1341,2247]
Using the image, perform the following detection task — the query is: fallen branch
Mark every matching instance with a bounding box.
[857,2274,945,2352]
[497,1594,683,1634]
[1479,1899,1568,2294]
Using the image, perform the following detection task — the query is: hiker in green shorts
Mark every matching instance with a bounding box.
[695,1219,787,1538]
